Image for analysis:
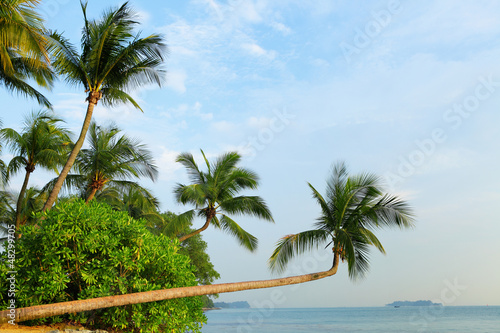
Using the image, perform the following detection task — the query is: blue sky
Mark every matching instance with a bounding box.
[1,0,500,308]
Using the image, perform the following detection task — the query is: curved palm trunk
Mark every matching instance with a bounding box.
[178,215,212,242]
[14,169,32,238]
[43,93,100,211]
[0,254,339,324]
[85,188,98,203]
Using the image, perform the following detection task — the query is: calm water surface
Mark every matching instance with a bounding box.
[202,306,500,332]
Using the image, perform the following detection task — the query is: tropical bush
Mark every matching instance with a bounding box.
[0,200,205,332]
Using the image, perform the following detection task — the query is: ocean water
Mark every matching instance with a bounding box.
[202,306,500,333]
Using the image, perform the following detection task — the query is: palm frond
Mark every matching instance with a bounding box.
[269,229,330,273]
[160,209,196,238]
[173,183,207,207]
[218,196,273,222]
[176,152,205,185]
[219,214,258,252]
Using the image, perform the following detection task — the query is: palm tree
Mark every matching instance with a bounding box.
[0,161,415,324]
[0,0,54,107]
[1,110,71,235]
[42,1,166,211]
[95,185,163,225]
[170,150,274,251]
[45,122,158,203]
[0,190,15,241]
[269,161,415,279]
[0,186,46,239]
[118,187,163,223]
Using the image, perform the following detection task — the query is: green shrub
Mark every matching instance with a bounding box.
[0,200,206,332]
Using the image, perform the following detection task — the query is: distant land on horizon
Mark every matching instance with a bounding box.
[213,301,250,309]
[386,300,443,307]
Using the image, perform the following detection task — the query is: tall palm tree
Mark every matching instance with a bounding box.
[170,150,274,251]
[0,161,415,324]
[42,1,166,211]
[0,0,54,107]
[45,122,158,203]
[1,110,71,235]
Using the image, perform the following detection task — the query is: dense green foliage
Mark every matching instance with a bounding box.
[161,212,220,287]
[0,200,206,332]
[146,211,220,308]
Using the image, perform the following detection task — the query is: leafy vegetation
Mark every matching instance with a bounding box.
[0,200,206,332]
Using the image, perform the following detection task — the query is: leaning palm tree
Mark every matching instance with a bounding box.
[0,110,71,235]
[42,1,166,211]
[0,0,54,107]
[44,122,158,203]
[0,161,415,324]
[269,161,415,279]
[170,150,274,251]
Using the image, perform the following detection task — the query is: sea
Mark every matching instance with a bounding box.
[201,306,500,332]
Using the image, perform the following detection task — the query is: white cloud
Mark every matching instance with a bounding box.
[136,9,151,25]
[241,43,276,59]
[390,1,500,46]
[211,120,236,133]
[160,102,212,121]
[53,93,87,121]
[156,147,182,181]
[270,21,291,35]
[311,58,330,67]
[417,148,476,175]
[166,69,187,93]
[247,116,272,129]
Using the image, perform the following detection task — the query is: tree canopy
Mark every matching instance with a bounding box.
[0,200,206,332]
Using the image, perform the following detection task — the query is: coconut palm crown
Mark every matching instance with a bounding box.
[171,150,274,251]
[0,0,54,107]
[45,122,158,203]
[269,161,415,280]
[0,110,71,234]
[43,1,166,211]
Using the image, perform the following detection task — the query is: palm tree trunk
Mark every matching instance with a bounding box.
[43,94,99,211]
[85,188,98,203]
[14,170,31,238]
[178,215,212,242]
[0,253,339,324]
